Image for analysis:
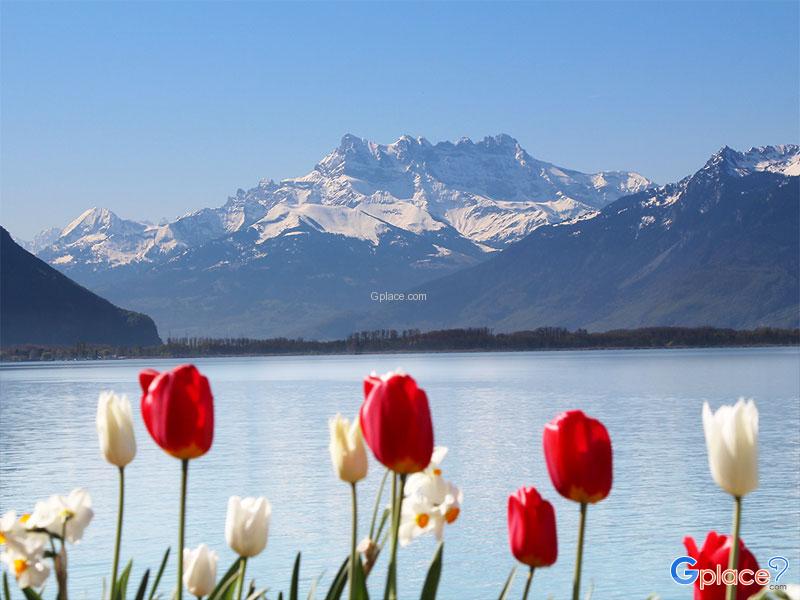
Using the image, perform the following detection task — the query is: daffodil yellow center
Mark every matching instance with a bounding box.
[415,513,430,528]
[0,533,6,544]
[433,468,442,476]
[13,559,27,576]
[19,514,30,524]
[59,509,74,521]
[445,507,460,524]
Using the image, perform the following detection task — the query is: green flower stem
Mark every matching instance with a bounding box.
[177,459,189,600]
[522,566,535,600]
[572,502,587,600]
[726,496,742,600]
[384,473,406,600]
[349,482,358,600]
[236,557,248,600]
[111,466,125,598]
[369,470,390,541]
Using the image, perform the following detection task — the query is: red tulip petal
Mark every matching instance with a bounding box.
[139,369,159,393]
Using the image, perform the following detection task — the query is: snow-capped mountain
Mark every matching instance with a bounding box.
[22,140,797,338]
[32,134,653,269]
[362,144,800,333]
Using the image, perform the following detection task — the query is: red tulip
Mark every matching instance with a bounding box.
[684,532,763,600]
[360,372,433,474]
[139,364,214,460]
[507,487,558,568]
[543,410,612,504]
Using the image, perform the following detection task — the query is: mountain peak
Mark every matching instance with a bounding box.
[62,207,118,237]
[704,144,800,178]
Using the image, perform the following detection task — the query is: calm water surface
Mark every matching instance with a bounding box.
[1,348,798,599]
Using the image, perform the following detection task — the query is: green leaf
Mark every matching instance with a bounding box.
[352,555,369,600]
[148,547,170,600]
[3,572,11,600]
[374,509,390,543]
[323,557,348,600]
[134,569,151,600]
[290,552,301,600]
[278,593,283,600]
[419,542,443,600]
[21,589,44,600]
[497,566,516,600]
[207,558,242,600]
[113,560,133,600]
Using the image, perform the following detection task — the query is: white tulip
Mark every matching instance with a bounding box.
[328,414,368,483]
[96,391,136,467]
[0,534,50,589]
[225,496,271,558]
[703,399,759,497]
[27,489,94,543]
[183,544,218,597]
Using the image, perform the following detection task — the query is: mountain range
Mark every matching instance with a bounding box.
[17,136,800,339]
[24,134,652,338]
[0,227,161,347]
[361,145,800,332]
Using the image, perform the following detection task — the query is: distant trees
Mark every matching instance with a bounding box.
[1,326,797,362]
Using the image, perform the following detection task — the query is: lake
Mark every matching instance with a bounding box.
[1,348,798,599]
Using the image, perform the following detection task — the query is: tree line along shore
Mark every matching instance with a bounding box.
[1,326,798,362]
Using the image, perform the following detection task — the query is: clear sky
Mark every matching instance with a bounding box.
[1,1,798,239]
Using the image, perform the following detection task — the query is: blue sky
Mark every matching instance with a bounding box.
[1,1,798,239]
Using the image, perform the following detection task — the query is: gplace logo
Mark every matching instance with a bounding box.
[671,555,789,589]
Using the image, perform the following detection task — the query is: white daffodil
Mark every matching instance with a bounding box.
[27,489,94,543]
[400,446,463,545]
[225,496,271,558]
[96,391,136,467]
[328,414,368,483]
[0,511,27,550]
[399,493,437,546]
[0,534,50,590]
[183,543,218,597]
[406,446,449,501]
[438,481,463,525]
[703,399,759,497]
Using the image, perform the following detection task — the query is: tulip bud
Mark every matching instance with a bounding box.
[543,410,612,504]
[225,496,270,558]
[328,414,368,483]
[507,487,557,568]
[96,391,136,468]
[139,365,214,460]
[182,544,217,597]
[360,371,434,474]
[702,399,759,497]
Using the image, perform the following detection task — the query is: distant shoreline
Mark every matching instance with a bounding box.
[2,326,798,362]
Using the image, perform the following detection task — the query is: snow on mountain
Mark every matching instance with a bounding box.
[715,144,800,177]
[32,134,653,269]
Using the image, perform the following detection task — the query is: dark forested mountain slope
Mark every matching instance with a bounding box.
[0,227,161,346]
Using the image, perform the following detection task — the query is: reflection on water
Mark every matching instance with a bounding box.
[1,348,798,598]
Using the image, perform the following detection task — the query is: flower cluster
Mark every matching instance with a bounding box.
[327,371,463,600]
[683,399,762,600]
[0,365,770,600]
[504,409,613,599]
[1,489,93,592]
